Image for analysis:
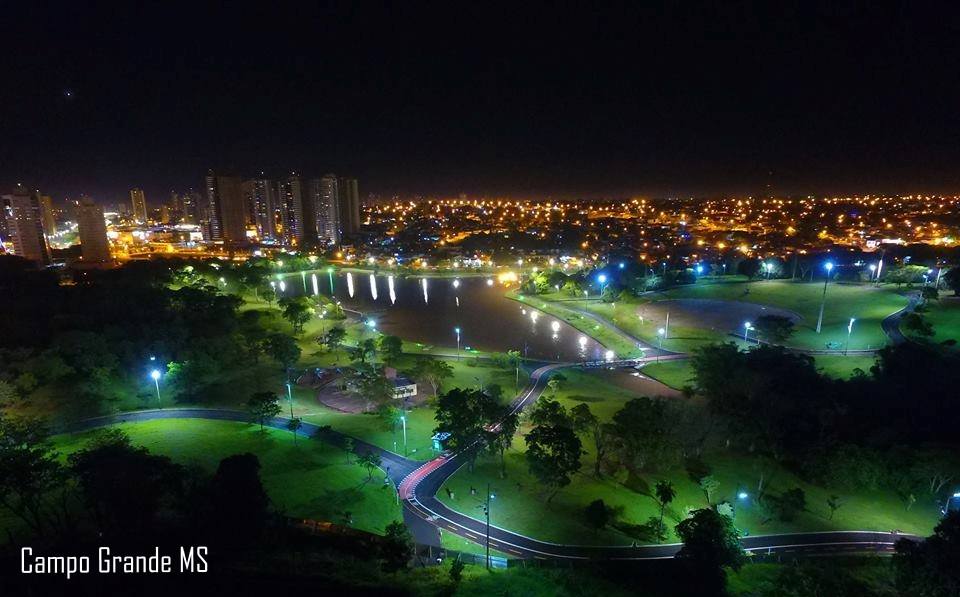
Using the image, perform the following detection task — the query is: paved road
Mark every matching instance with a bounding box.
[66,343,920,560]
[881,291,921,346]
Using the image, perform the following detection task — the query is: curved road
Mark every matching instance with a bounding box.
[65,357,916,560]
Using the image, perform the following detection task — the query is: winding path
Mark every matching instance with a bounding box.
[60,290,923,561]
[65,357,916,561]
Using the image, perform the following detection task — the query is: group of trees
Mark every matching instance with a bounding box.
[433,387,517,475]
[690,342,960,507]
[0,257,304,416]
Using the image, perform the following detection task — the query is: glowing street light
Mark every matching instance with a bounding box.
[454,327,461,360]
[738,491,749,500]
[150,369,162,408]
[400,414,407,455]
[605,350,615,362]
[845,317,856,355]
[815,261,834,334]
[486,278,494,286]
[453,278,461,289]
[551,320,560,333]
[695,264,704,275]
[656,327,665,362]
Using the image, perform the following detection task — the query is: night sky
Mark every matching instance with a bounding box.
[3,2,960,203]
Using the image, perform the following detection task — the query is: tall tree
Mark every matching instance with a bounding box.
[278,297,313,334]
[654,480,676,533]
[0,416,71,537]
[570,403,609,477]
[356,451,382,482]
[486,408,519,478]
[524,401,582,502]
[266,333,302,372]
[380,520,414,572]
[433,388,500,471]
[609,397,678,474]
[411,358,453,396]
[894,510,960,596]
[322,326,347,359]
[247,391,282,431]
[378,335,404,365]
[675,508,745,594]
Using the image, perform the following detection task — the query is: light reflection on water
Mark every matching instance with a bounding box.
[282,274,606,362]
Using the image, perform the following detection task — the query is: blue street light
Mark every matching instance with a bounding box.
[738,491,749,500]
[816,262,835,334]
[454,327,461,360]
[618,262,625,269]
[150,369,162,408]
[743,321,753,343]
[696,264,704,275]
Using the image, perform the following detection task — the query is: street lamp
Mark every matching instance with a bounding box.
[454,327,461,360]
[869,263,877,281]
[598,274,608,296]
[815,262,834,334]
[483,483,496,570]
[400,414,407,455]
[150,369,162,409]
[656,327,665,363]
[845,317,856,355]
[743,321,753,343]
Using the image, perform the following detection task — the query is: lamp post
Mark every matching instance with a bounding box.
[286,380,294,418]
[483,483,496,570]
[598,274,608,297]
[845,317,856,355]
[656,328,665,363]
[150,369,162,409]
[400,414,407,456]
[743,321,753,344]
[454,327,461,360]
[815,262,834,334]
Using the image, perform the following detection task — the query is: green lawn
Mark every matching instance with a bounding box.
[652,280,908,352]
[811,354,877,379]
[438,444,941,546]
[641,359,696,390]
[920,296,960,346]
[51,419,402,535]
[526,280,909,355]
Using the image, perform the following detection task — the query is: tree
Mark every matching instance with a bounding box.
[378,335,404,365]
[944,266,960,296]
[776,487,806,522]
[608,397,678,474]
[322,326,347,359]
[68,429,184,536]
[584,498,613,530]
[894,510,960,596]
[752,314,795,344]
[349,338,377,364]
[278,297,313,334]
[434,388,499,470]
[0,416,71,537]
[266,333,301,371]
[655,480,676,532]
[902,312,935,337]
[826,495,843,520]
[675,508,745,594]
[348,364,396,409]
[699,475,720,505]
[208,453,270,545]
[411,358,454,396]
[380,520,414,572]
[247,391,282,431]
[570,403,609,478]
[356,450,381,482]
[524,402,582,502]
[287,416,303,445]
[486,408,519,478]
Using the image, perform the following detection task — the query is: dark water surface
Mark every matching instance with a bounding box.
[281,272,607,362]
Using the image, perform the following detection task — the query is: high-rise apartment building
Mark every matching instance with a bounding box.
[76,196,111,263]
[278,174,305,246]
[312,174,340,244]
[242,177,278,241]
[205,172,246,243]
[337,177,361,238]
[39,195,56,238]
[130,188,148,222]
[2,185,50,265]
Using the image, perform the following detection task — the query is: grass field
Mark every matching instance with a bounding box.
[437,366,940,546]
[526,279,909,355]
[438,442,941,546]
[920,296,960,346]
[51,419,403,534]
[640,359,695,390]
